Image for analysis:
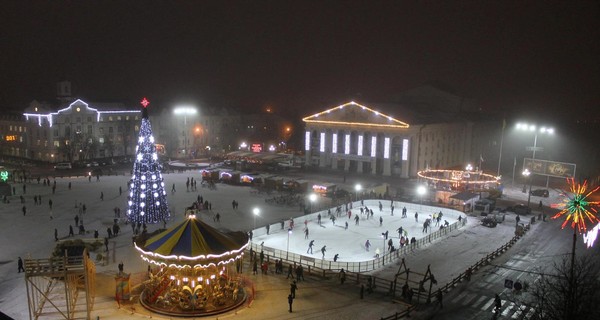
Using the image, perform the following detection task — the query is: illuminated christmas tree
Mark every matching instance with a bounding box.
[127,97,170,225]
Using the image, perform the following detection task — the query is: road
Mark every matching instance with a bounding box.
[425,208,600,320]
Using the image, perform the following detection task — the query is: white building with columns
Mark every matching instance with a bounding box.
[303,101,476,178]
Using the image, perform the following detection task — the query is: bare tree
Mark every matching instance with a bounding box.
[529,255,600,320]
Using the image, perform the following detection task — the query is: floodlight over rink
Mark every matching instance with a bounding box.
[417,169,501,186]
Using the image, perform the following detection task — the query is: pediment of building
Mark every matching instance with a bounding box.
[302,101,409,129]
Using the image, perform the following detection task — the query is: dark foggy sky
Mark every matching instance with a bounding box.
[1,1,599,120]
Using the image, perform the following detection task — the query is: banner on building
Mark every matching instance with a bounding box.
[523,158,576,178]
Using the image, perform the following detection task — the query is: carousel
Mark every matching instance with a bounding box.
[134,214,249,317]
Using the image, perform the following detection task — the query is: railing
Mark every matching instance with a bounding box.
[249,200,468,273]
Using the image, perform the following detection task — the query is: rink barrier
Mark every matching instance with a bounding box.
[248,200,468,274]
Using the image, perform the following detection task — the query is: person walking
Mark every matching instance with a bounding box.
[516,214,521,226]
[339,268,346,284]
[18,257,25,273]
[304,228,309,239]
[118,261,124,273]
[54,228,58,241]
[104,237,109,251]
[334,253,339,262]
[75,215,79,226]
[379,216,383,226]
[119,186,122,196]
[290,280,297,298]
[69,225,74,237]
[415,212,418,222]
[365,240,371,251]
[355,215,359,225]
[287,264,294,279]
[288,294,294,313]
[22,205,26,216]
[437,290,443,308]
[100,192,104,201]
[321,245,327,258]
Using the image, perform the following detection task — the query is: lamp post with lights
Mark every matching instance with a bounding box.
[309,193,317,213]
[286,228,292,260]
[515,123,554,209]
[417,185,426,210]
[355,184,362,202]
[253,207,259,231]
[173,106,197,157]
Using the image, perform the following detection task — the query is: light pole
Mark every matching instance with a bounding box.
[309,193,317,213]
[252,207,259,230]
[465,164,473,191]
[173,106,198,157]
[286,228,292,260]
[515,123,554,209]
[417,185,426,210]
[355,184,362,202]
[522,168,531,194]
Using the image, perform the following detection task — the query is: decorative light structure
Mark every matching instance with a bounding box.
[551,178,600,318]
[127,98,170,225]
[552,178,600,233]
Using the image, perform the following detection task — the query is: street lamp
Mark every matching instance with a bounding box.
[286,228,292,260]
[522,168,531,194]
[465,164,473,190]
[355,184,362,202]
[173,106,198,157]
[417,185,426,209]
[309,193,317,213]
[252,207,260,230]
[515,123,554,208]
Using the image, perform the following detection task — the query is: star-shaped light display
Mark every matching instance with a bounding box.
[552,178,600,233]
[141,97,150,108]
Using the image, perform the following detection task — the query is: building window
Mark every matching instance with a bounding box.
[88,125,92,134]
[357,135,363,156]
[332,133,338,153]
[320,132,325,152]
[109,116,113,121]
[109,127,113,133]
[126,116,130,121]
[117,116,122,121]
[305,131,310,151]
[54,140,59,147]
[99,128,104,134]
[76,117,81,122]
[87,117,92,122]
[344,134,350,155]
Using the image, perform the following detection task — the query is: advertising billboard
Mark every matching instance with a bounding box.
[523,158,576,178]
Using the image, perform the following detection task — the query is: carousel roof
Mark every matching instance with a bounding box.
[142,217,248,258]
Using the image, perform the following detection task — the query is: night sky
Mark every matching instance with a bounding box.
[1,1,599,120]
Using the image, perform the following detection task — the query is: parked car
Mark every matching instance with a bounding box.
[481,217,498,228]
[530,189,549,197]
[513,204,532,215]
[54,162,72,170]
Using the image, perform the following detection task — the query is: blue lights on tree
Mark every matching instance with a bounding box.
[127,98,170,225]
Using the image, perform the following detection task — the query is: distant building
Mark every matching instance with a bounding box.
[0,112,29,158]
[303,86,493,178]
[22,99,140,163]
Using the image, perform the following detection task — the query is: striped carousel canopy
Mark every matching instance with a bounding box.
[142,217,248,258]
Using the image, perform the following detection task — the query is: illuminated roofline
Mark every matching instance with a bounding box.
[135,240,249,261]
[23,99,141,127]
[302,101,409,128]
[417,169,501,185]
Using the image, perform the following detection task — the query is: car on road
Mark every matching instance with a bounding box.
[530,189,549,197]
[512,204,532,215]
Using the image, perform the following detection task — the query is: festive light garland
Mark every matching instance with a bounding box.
[302,101,410,128]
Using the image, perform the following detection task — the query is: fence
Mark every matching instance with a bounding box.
[249,200,468,274]
[379,226,529,320]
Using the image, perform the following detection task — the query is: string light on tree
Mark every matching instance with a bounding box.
[127,97,171,225]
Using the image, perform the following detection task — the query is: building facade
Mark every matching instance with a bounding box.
[22,99,141,163]
[303,101,477,178]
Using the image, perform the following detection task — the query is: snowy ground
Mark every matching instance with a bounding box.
[0,170,568,319]
[252,200,463,262]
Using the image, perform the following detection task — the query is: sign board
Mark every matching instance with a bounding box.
[523,158,576,178]
[251,143,263,153]
[525,146,544,152]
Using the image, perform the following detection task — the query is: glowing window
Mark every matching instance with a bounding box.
[320,132,325,152]
[357,135,363,156]
[305,131,310,151]
[371,136,377,157]
[344,134,350,155]
[383,137,390,159]
[402,138,409,161]
[332,133,338,153]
